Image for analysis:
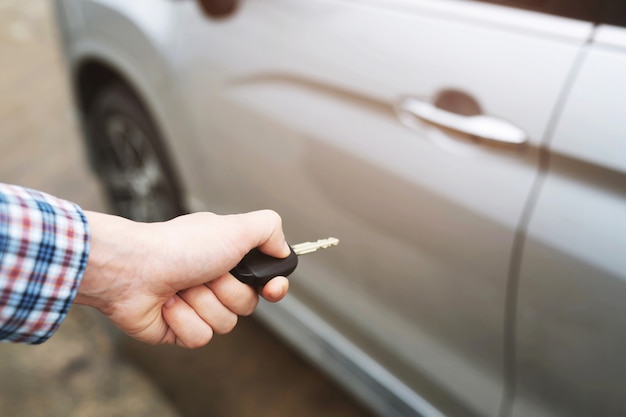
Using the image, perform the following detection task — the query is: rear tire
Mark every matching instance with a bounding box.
[86,83,185,222]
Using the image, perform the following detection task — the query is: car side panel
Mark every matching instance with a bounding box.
[173,1,591,415]
[514,26,626,417]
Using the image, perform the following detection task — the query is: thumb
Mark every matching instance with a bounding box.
[154,210,291,292]
[234,210,291,259]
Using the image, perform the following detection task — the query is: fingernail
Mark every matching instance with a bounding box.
[283,241,291,255]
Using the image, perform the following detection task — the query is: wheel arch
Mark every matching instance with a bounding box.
[71,56,187,214]
[75,58,134,116]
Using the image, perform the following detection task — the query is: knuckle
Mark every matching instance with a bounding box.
[187,329,214,349]
[216,314,238,335]
[240,297,259,316]
[261,209,282,225]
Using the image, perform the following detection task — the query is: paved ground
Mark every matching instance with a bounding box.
[0,1,374,416]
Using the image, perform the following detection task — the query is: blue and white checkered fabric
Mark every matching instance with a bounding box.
[0,183,89,344]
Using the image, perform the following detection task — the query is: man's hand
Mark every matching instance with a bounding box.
[76,210,290,348]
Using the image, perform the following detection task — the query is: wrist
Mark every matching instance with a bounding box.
[75,211,145,313]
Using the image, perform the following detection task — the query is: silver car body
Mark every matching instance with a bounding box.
[53,1,626,416]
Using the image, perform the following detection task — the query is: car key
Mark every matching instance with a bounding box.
[231,237,339,289]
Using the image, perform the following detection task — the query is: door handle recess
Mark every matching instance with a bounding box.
[196,0,238,18]
[396,96,527,145]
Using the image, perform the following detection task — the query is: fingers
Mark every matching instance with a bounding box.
[206,274,260,316]
[161,274,288,348]
[161,295,214,349]
[199,270,288,312]
[261,276,289,302]
[169,274,259,346]
[178,283,239,334]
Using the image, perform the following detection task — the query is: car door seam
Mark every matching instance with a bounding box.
[498,35,594,417]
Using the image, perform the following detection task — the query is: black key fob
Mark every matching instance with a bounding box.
[230,247,298,289]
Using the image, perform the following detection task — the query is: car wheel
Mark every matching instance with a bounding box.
[86,83,185,222]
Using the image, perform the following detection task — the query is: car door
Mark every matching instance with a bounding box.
[171,1,592,415]
[513,10,626,417]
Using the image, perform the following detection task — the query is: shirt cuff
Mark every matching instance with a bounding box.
[0,183,90,344]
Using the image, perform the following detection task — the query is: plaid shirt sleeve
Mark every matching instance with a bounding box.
[0,183,90,344]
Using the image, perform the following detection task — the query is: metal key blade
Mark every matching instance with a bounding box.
[291,237,340,255]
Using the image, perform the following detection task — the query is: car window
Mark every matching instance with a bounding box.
[470,0,626,28]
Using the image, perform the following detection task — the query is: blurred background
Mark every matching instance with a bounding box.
[0,1,374,416]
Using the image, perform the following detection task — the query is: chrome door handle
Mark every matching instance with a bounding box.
[396,96,527,145]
